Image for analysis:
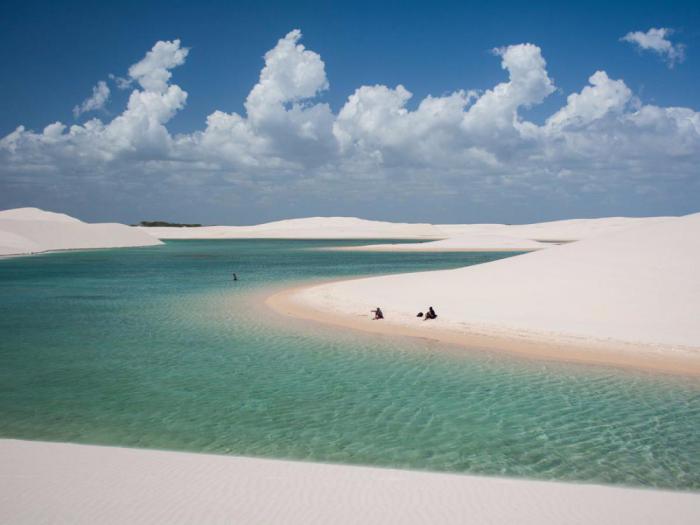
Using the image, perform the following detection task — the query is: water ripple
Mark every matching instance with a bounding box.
[0,240,698,491]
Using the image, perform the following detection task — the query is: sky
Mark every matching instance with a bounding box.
[1,0,699,224]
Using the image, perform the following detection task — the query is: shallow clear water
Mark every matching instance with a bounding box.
[1,240,698,491]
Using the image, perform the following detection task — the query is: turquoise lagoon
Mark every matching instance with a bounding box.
[0,240,698,490]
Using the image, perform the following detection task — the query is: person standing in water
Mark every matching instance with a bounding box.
[232,273,238,281]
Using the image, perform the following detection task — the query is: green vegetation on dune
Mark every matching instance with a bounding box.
[137,221,203,227]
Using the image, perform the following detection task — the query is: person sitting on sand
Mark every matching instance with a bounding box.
[371,307,384,320]
[424,306,437,320]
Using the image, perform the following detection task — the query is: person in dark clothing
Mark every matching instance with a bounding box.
[232,273,238,281]
[424,306,437,320]
[371,307,384,320]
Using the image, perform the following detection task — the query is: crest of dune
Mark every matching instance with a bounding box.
[0,207,162,256]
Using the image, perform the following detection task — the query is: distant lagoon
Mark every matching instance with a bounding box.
[1,239,698,490]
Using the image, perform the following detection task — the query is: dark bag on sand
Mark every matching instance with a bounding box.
[417,312,424,317]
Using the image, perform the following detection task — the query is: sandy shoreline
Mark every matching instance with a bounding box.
[323,245,542,252]
[266,282,700,376]
[266,213,700,376]
[0,243,160,259]
[322,233,553,252]
[2,439,698,524]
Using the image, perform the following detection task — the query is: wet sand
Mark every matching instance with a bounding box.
[266,282,700,377]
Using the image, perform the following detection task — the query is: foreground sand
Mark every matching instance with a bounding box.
[0,208,162,256]
[268,213,700,375]
[1,440,698,524]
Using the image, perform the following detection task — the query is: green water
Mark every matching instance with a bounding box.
[1,240,698,491]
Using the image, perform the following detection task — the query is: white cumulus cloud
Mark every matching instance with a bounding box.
[183,29,335,169]
[1,39,189,170]
[546,71,634,130]
[1,30,699,221]
[73,80,111,118]
[128,39,189,93]
[621,27,686,68]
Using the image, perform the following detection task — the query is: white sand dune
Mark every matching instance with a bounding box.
[339,217,672,251]
[138,216,445,240]
[283,213,700,369]
[434,223,508,236]
[0,207,162,256]
[0,207,81,223]
[503,216,672,242]
[0,229,42,254]
[2,440,698,525]
[436,216,672,241]
[140,215,672,253]
[336,233,550,252]
[138,215,670,243]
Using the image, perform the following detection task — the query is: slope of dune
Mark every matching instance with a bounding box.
[333,234,550,252]
[288,213,700,355]
[139,216,673,252]
[327,217,672,254]
[0,207,83,223]
[137,216,445,239]
[0,208,162,256]
[503,216,672,242]
[433,216,672,241]
[2,440,699,525]
[0,230,41,255]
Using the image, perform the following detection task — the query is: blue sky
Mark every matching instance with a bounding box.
[1,0,699,224]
